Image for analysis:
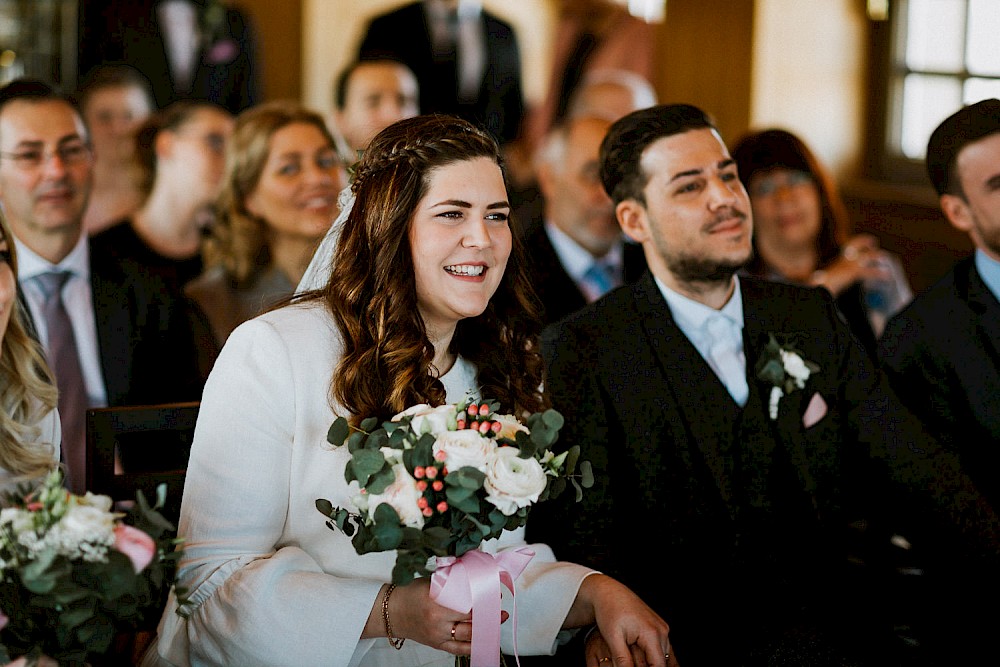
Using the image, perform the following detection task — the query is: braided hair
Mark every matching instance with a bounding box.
[305,115,546,425]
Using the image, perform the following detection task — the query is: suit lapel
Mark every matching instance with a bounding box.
[963,261,1000,369]
[740,281,820,501]
[631,274,740,512]
[89,248,133,405]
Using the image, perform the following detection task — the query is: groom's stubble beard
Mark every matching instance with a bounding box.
[654,206,753,288]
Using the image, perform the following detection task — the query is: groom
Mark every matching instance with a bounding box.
[529,104,1000,666]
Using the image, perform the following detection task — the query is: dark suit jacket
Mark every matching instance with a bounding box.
[522,220,646,326]
[879,256,1000,505]
[529,273,999,665]
[89,232,204,406]
[79,1,259,114]
[358,2,524,144]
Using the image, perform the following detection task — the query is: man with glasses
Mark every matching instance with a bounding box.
[0,78,202,493]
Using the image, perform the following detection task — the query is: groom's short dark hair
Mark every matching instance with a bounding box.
[600,103,716,206]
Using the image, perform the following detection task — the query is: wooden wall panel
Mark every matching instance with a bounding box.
[239,0,302,103]
[654,0,754,144]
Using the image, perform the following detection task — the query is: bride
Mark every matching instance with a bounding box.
[145,115,673,667]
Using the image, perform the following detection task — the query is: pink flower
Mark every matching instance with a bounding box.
[114,524,155,573]
[205,38,239,65]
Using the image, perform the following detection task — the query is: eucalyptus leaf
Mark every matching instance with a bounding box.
[328,417,350,446]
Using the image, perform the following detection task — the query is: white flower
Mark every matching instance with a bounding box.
[493,413,529,441]
[57,504,117,544]
[768,386,784,420]
[433,429,495,472]
[779,350,811,388]
[77,492,114,513]
[483,447,547,516]
[365,463,426,529]
[392,403,456,436]
[0,508,34,535]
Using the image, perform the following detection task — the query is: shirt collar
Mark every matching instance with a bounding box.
[653,273,745,337]
[13,233,90,282]
[975,248,1000,303]
[543,220,623,282]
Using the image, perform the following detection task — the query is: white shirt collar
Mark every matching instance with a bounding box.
[543,220,624,283]
[13,233,90,282]
[653,274,744,342]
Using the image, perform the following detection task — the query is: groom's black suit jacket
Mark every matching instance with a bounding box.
[529,272,999,665]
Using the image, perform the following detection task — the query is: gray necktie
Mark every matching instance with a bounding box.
[35,271,88,492]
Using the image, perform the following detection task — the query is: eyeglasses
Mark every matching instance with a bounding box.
[748,170,814,198]
[0,141,92,170]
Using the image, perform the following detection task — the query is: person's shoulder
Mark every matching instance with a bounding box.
[244,299,337,342]
[483,9,516,32]
[888,259,968,327]
[545,281,635,339]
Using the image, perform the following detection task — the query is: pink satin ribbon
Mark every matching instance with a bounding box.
[430,547,535,667]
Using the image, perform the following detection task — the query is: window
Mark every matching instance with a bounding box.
[868,0,1000,183]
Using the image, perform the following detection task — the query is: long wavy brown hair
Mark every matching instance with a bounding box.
[0,213,59,481]
[300,115,546,425]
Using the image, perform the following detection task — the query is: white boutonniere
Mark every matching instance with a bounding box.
[755,334,820,420]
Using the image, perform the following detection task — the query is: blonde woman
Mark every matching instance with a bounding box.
[0,213,60,496]
[185,101,344,350]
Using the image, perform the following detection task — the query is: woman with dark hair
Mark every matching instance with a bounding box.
[732,128,912,356]
[184,101,344,350]
[0,214,59,495]
[91,99,234,294]
[145,115,671,667]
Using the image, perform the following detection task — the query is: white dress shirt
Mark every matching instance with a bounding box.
[14,234,108,410]
[544,221,624,302]
[654,275,749,405]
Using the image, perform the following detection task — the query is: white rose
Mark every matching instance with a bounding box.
[57,504,117,544]
[493,413,529,441]
[0,508,34,534]
[393,404,456,436]
[780,350,810,388]
[78,492,113,513]
[365,463,425,529]
[433,429,495,472]
[483,447,547,516]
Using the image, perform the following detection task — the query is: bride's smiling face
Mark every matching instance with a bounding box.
[409,156,511,337]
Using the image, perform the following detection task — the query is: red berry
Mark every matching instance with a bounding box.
[434,450,448,462]
[436,501,448,513]
[425,466,438,479]
[457,419,466,430]
[491,421,502,433]
[413,466,425,479]
[432,480,443,491]
[422,507,433,517]
[416,480,428,492]
[478,404,490,416]
[417,497,428,509]
[478,421,491,434]
[467,405,478,416]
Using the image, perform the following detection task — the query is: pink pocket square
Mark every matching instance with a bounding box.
[802,392,828,428]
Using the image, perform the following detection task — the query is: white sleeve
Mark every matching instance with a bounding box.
[158,318,381,667]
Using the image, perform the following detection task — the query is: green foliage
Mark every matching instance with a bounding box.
[0,471,185,666]
[316,398,592,586]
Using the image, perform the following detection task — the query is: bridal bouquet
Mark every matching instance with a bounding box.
[0,470,184,667]
[317,398,592,665]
